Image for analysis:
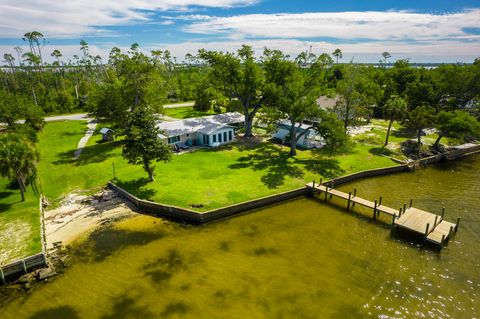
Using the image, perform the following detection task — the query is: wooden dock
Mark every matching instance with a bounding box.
[306,182,459,249]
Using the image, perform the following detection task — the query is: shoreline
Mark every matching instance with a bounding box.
[44,190,138,250]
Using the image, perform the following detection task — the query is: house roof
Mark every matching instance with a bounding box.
[157,112,243,137]
[99,128,114,134]
[277,120,316,132]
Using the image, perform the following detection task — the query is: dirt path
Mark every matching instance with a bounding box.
[44,190,137,249]
[73,120,97,160]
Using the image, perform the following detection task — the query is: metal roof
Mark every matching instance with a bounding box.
[157,112,243,137]
[99,128,114,134]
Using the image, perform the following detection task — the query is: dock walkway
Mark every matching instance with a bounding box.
[306,182,459,249]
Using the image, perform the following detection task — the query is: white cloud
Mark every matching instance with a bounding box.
[0,0,258,38]
[184,10,480,41]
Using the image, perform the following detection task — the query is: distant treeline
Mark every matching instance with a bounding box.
[1,32,479,121]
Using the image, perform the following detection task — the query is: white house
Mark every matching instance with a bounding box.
[157,112,244,147]
[273,121,324,149]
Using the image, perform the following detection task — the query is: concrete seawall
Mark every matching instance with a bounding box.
[108,182,311,224]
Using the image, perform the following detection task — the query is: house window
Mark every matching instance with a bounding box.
[218,133,222,143]
[228,131,232,141]
[212,134,217,143]
[167,136,180,144]
[223,132,227,142]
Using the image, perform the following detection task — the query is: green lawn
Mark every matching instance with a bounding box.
[162,106,219,119]
[35,120,397,212]
[0,178,41,264]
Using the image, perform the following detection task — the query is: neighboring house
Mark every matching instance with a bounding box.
[273,121,325,149]
[157,112,244,147]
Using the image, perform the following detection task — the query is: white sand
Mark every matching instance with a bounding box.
[44,190,136,249]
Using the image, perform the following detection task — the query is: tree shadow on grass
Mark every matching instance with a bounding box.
[0,191,22,213]
[296,157,345,179]
[116,178,157,200]
[228,143,304,189]
[392,127,416,138]
[228,143,344,188]
[369,147,394,156]
[52,140,121,166]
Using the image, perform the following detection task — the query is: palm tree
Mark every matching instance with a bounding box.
[383,96,407,146]
[382,52,391,65]
[0,134,40,201]
[332,48,343,64]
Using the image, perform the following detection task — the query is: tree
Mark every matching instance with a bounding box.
[263,51,320,156]
[383,96,407,146]
[198,45,265,137]
[51,49,62,65]
[22,31,45,72]
[315,109,349,153]
[332,48,343,64]
[122,105,171,182]
[0,134,40,201]
[295,48,315,67]
[404,105,435,146]
[335,64,379,132]
[89,74,130,129]
[382,52,391,65]
[433,111,480,148]
[3,53,16,73]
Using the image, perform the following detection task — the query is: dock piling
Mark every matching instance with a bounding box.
[403,203,407,213]
[347,192,352,210]
[353,188,357,197]
[441,234,446,246]
[324,186,328,201]
[441,207,445,218]
[379,196,383,206]
[0,268,5,285]
[409,199,413,208]
[425,223,430,236]
[312,180,315,189]
[434,215,438,227]
[373,200,378,220]
[456,218,460,232]
[398,208,402,217]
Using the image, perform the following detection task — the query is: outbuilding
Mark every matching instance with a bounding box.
[99,128,115,142]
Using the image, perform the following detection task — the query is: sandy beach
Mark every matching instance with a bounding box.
[44,189,137,249]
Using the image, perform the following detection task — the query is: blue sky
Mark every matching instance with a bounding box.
[0,0,479,63]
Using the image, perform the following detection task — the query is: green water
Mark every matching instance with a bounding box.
[2,156,479,318]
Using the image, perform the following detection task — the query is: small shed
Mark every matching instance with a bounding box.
[99,128,115,142]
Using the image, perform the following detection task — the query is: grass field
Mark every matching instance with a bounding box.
[0,178,40,264]
[35,120,398,212]
[162,106,219,119]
